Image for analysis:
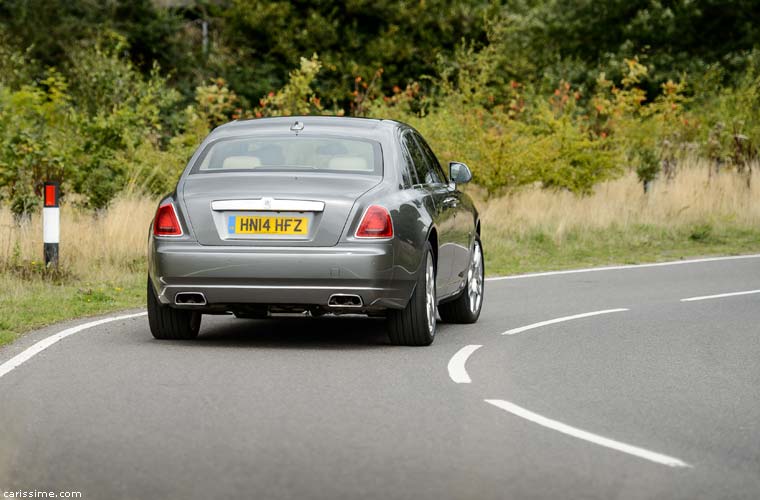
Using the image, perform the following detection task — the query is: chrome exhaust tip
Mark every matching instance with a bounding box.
[175,292,207,306]
[327,294,363,308]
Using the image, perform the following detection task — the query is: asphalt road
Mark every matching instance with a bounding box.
[1,256,759,499]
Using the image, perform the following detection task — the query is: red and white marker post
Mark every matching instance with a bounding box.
[43,182,59,267]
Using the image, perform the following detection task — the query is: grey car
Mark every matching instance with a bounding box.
[147,116,483,345]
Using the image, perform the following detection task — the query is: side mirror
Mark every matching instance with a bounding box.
[449,162,472,185]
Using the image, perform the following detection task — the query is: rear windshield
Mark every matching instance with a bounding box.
[192,135,382,176]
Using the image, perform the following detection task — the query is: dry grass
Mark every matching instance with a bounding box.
[1,165,759,345]
[0,196,156,281]
[0,196,155,346]
[478,163,760,274]
[481,163,759,240]
[1,164,758,278]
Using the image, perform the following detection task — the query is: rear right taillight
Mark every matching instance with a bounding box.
[355,205,393,239]
[153,203,183,236]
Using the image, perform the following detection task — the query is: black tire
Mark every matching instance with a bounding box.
[147,279,201,340]
[387,244,436,346]
[438,237,484,324]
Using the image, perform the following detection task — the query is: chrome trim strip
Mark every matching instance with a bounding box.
[164,285,384,291]
[211,199,325,212]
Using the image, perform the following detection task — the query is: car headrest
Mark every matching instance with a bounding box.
[327,156,370,171]
[222,156,262,169]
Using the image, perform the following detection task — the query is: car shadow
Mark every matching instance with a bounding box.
[191,314,392,349]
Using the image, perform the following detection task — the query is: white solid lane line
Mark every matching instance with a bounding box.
[485,253,760,282]
[0,312,147,380]
[502,309,629,336]
[680,289,760,302]
[484,399,691,468]
[448,345,482,384]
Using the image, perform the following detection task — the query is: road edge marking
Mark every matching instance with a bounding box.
[485,254,760,282]
[0,312,147,380]
[502,309,629,336]
[484,399,691,468]
[680,289,760,302]
[448,344,482,384]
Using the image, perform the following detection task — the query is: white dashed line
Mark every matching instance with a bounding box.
[447,345,482,384]
[0,312,147,380]
[484,399,691,468]
[680,289,760,302]
[485,254,760,282]
[501,309,629,336]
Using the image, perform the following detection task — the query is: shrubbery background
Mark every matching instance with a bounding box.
[0,0,759,214]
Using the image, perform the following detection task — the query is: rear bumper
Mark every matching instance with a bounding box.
[149,240,415,310]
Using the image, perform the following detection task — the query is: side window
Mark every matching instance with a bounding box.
[400,164,414,188]
[401,132,430,186]
[414,133,447,184]
[398,143,415,188]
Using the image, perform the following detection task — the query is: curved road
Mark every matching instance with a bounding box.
[1,256,759,499]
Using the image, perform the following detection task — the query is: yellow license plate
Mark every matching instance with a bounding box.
[229,215,308,235]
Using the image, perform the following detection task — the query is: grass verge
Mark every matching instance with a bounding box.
[1,166,759,347]
[0,273,144,347]
[3,235,758,348]
[1,196,153,348]
[479,165,760,274]
[484,225,760,276]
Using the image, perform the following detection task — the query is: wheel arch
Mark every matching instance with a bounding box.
[426,225,439,273]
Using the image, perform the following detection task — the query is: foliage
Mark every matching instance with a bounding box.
[1,1,760,211]
[206,0,494,106]
[255,55,325,117]
[636,148,660,189]
[484,0,760,95]
[694,52,760,171]
[0,39,189,214]
[366,54,622,195]
[0,0,194,88]
[0,73,75,216]
[195,78,241,128]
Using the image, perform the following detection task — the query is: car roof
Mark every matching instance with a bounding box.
[211,115,405,138]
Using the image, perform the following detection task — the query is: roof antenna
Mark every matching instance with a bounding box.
[290,121,304,135]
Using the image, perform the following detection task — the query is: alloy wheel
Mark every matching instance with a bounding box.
[467,241,484,314]
[425,253,436,335]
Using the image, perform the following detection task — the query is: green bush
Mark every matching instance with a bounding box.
[0,72,76,216]
[1,15,759,212]
[366,53,621,195]
[0,36,190,213]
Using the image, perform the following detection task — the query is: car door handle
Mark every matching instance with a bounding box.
[442,196,458,208]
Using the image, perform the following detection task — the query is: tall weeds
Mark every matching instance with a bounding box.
[480,161,760,242]
[0,196,155,281]
[1,163,757,283]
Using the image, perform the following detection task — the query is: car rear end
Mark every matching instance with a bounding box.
[148,118,414,319]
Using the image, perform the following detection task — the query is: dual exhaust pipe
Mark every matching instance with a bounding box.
[174,292,207,306]
[327,294,363,308]
[175,292,362,308]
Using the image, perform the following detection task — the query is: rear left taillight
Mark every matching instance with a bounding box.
[153,203,183,236]
[355,205,393,239]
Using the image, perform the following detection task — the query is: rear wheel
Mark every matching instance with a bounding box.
[147,279,201,340]
[438,238,484,324]
[387,244,436,346]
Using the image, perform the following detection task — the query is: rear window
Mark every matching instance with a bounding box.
[192,136,382,176]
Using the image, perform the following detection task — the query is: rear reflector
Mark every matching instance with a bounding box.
[44,183,58,207]
[153,203,182,236]
[356,205,393,238]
